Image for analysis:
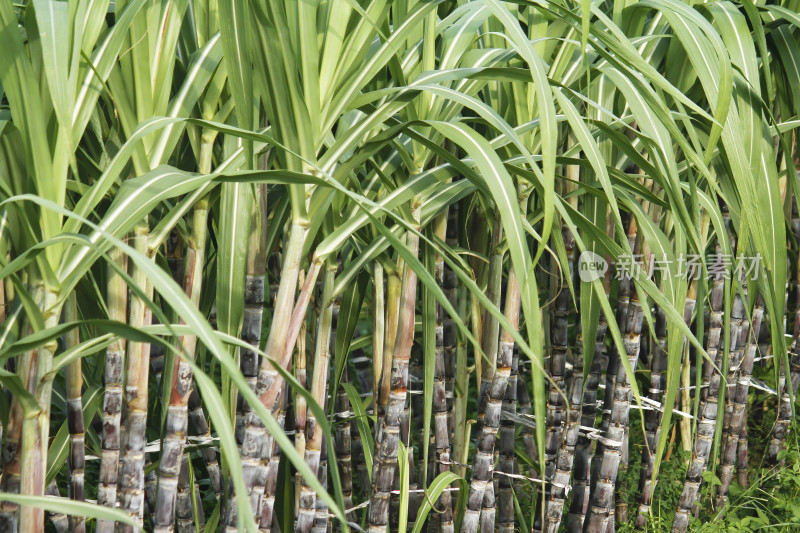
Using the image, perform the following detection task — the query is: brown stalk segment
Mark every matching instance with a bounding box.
[737,425,749,487]
[672,274,726,533]
[97,249,128,533]
[461,268,520,533]
[545,331,583,533]
[64,298,86,533]
[119,227,154,532]
[369,212,420,533]
[718,294,762,506]
[584,290,644,533]
[297,267,336,533]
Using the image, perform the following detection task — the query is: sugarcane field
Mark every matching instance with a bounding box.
[6,0,800,531]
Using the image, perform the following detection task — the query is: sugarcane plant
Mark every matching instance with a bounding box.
[4,0,800,532]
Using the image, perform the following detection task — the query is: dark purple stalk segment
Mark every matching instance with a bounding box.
[672,273,726,533]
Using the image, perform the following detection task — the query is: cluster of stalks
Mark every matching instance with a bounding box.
[3,1,800,533]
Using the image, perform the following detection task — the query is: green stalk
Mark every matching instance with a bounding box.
[65,296,86,533]
[297,264,336,533]
[19,286,59,533]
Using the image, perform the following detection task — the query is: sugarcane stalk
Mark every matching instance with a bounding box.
[478,216,505,421]
[373,262,385,405]
[369,204,420,533]
[64,296,86,533]
[717,293,762,507]
[176,454,205,533]
[297,264,336,533]
[187,388,222,496]
[154,189,212,532]
[566,308,607,533]
[119,223,154,531]
[461,265,521,533]
[294,269,309,516]
[377,266,402,438]
[767,301,800,466]
[517,367,538,466]
[444,204,459,452]
[97,249,129,533]
[0,389,22,531]
[476,215,504,533]
[497,340,519,533]
[312,437,329,533]
[432,208,454,533]
[672,271,726,533]
[584,285,644,533]
[2,289,42,532]
[636,285,696,529]
[259,384,289,532]
[145,453,158,517]
[334,370,356,523]
[545,328,583,533]
[543,232,572,504]
[19,284,59,533]
[634,305,666,529]
[45,480,68,533]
